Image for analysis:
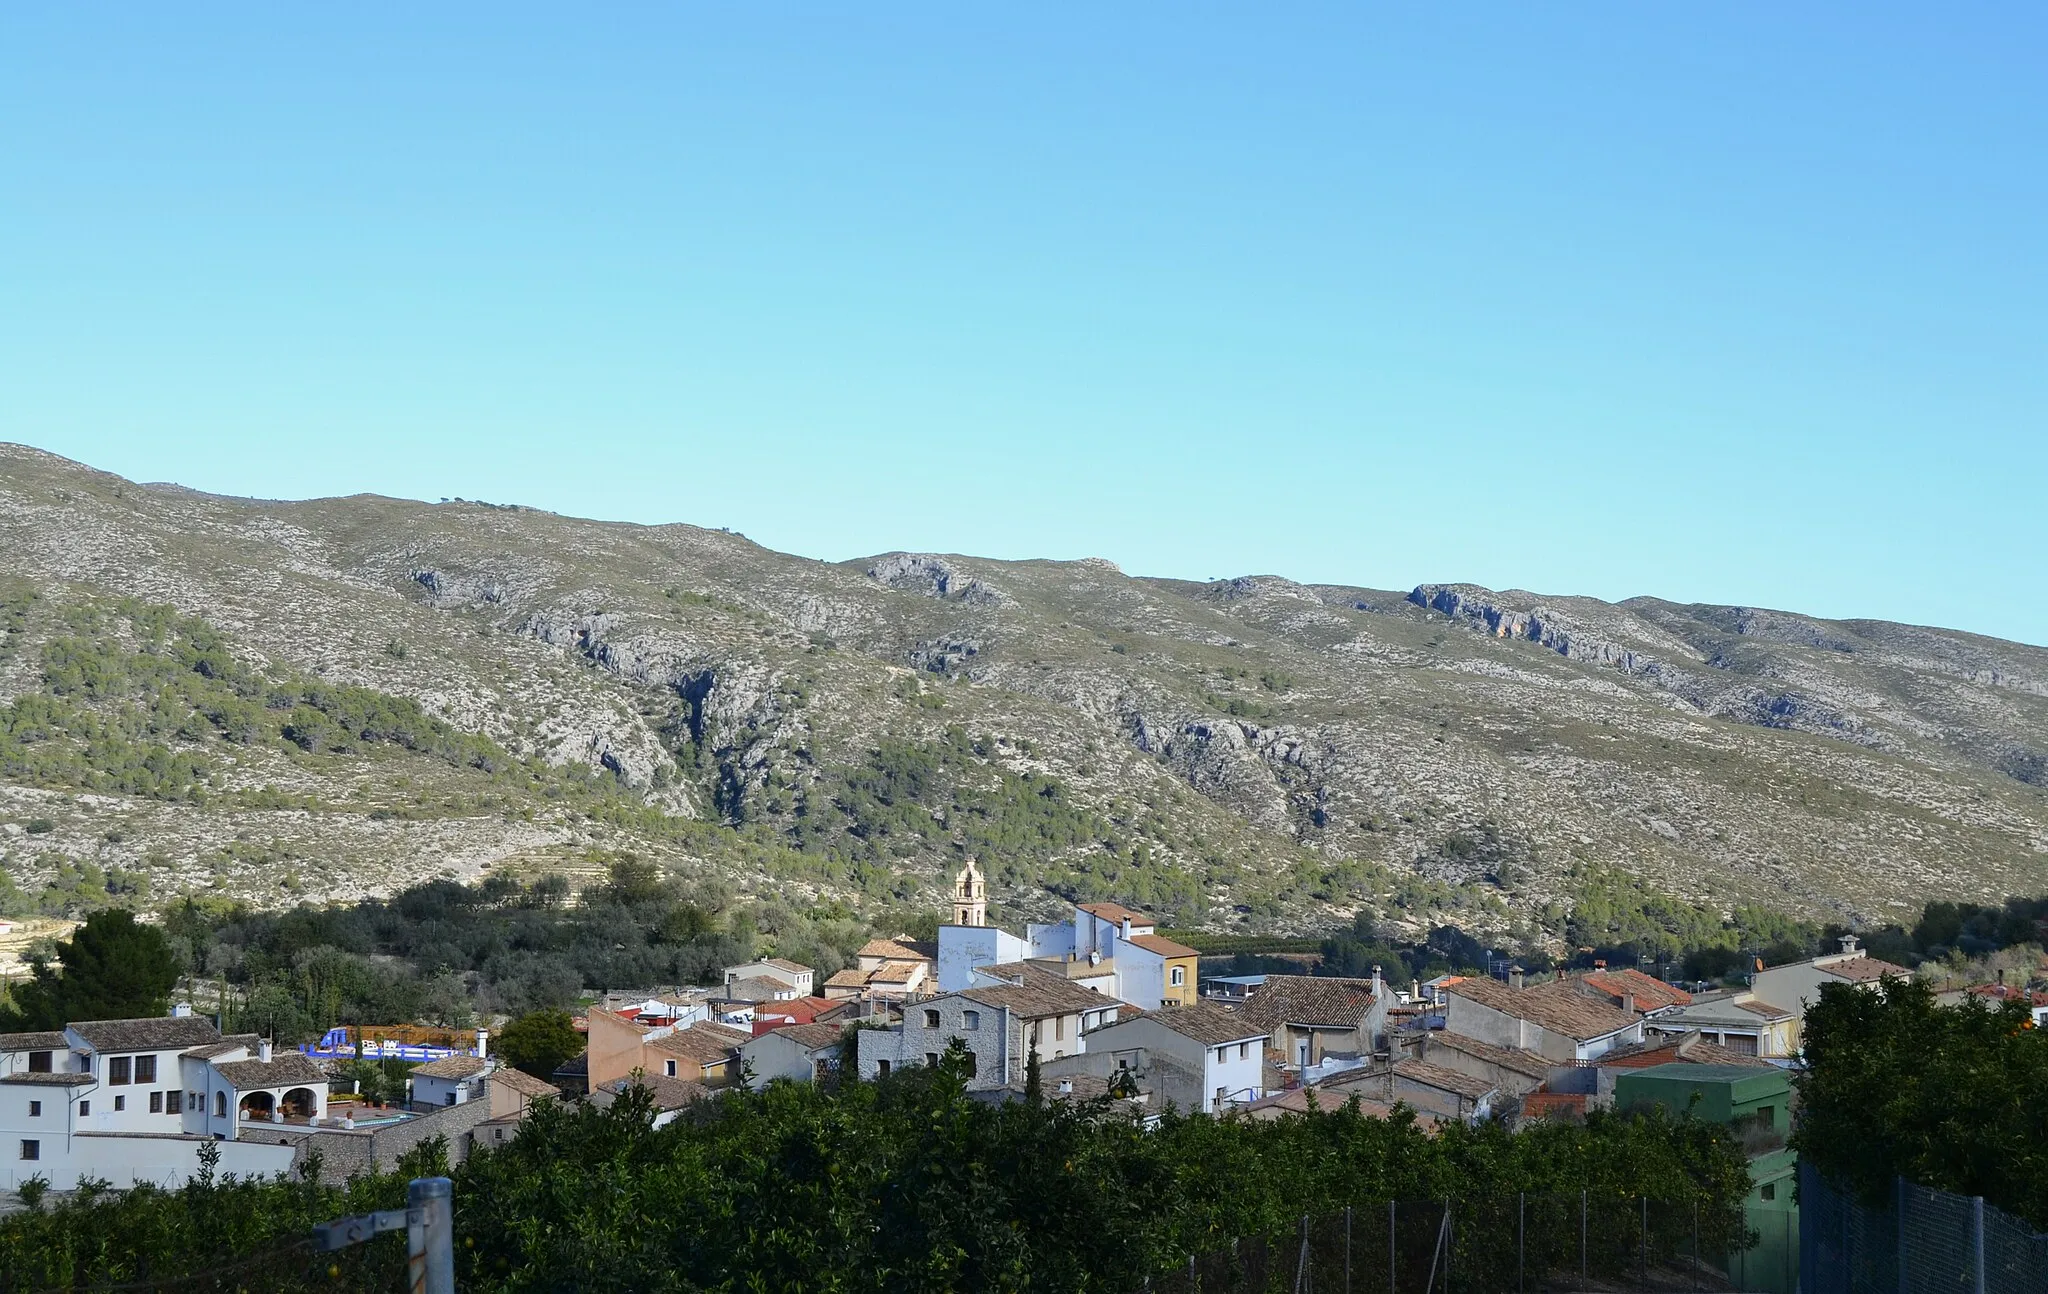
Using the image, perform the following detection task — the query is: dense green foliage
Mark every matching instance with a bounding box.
[0,1055,1751,1293]
[494,1007,583,1078]
[0,908,180,1030]
[1794,977,2048,1227]
[167,858,858,1041]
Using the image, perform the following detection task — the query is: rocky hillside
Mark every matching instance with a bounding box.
[2,443,2043,937]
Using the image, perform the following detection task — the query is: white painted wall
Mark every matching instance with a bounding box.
[936,926,1030,991]
[1114,943,1166,1010]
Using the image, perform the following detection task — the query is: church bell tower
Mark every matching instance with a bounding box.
[952,859,987,927]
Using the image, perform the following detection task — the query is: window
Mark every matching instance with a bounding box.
[923,1009,940,1029]
[961,1050,977,1078]
[1054,1016,1065,1041]
[444,1092,457,1106]
[1216,1048,1227,1064]
[115,1095,126,1112]
[27,1051,51,1074]
[1757,1104,1775,1126]
[664,1060,677,1077]
[1171,967,1186,987]
[135,1055,156,1084]
[150,1091,164,1114]
[167,1091,183,1116]
[962,1010,980,1030]
[110,1056,132,1085]
[215,1092,226,1119]
[19,1141,37,1162]
[1239,1043,1249,1060]
[79,1100,90,1116]
[27,1101,40,1118]
[876,1060,891,1076]
[1761,1183,1776,1202]
[926,1053,940,1068]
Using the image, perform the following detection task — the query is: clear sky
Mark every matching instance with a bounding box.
[3,7,2043,645]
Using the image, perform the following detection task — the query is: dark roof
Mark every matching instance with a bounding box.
[1821,955,1910,983]
[553,1050,589,1078]
[1600,1031,1773,1069]
[762,958,813,975]
[723,975,792,1002]
[0,1031,68,1052]
[1447,979,1637,1043]
[2,1071,94,1086]
[68,1016,222,1052]
[213,1053,330,1089]
[410,1054,489,1080]
[1238,976,1378,1030]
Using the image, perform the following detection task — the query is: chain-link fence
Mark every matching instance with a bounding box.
[1143,1194,1748,1293]
[1800,1162,2048,1294]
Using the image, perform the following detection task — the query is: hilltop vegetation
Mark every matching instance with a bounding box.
[2,443,2047,937]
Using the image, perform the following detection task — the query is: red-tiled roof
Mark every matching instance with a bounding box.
[1519,1091,1588,1121]
[1581,968,1692,1011]
[1823,955,1911,983]
[1238,975,1377,1030]
[1126,933,1199,958]
[1078,901,1151,926]
[1448,978,1637,1043]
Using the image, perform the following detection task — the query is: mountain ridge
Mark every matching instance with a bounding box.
[2,442,2043,939]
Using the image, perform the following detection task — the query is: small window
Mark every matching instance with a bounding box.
[665,1060,677,1077]
[27,1101,40,1118]
[110,1056,132,1085]
[963,1010,981,1030]
[27,1051,51,1074]
[150,1091,164,1114]
[1171,967,1186,986]
[167,1090,183,1116]
[923,1010,940,1029]
[135,1055,157,1084]
[1216,1047,1227,1064]
[19,1140,38,1161]
[877,1060,891,1076]
[215,1092,226,1118]
[1239,1043,1249,1060]
[962,1050,977,1078]
[1055,1016,1065,1041]
[925,1053,940,1068]
[79,1100,91,1116]
[1761,1183,1776,1202]
[445,1091,457,1106]
[114,1095,126,1112]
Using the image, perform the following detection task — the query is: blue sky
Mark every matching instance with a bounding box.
[3,6,2043,644]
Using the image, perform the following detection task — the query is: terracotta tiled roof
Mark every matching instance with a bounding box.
[1823,955,1910,983]
[825,968,870,988]
[648,1022,747,1068]
[1519,1091,1588,1121]
[0,1031,67,1052]
[597,1074,708,1111]
[183,1034,261,1060]
[857,938,930,961]
[1421,1033,1554,1080]
[68,1016,223,1052]
[1580,969,1692,1011]
[1078,901,1151,927]
[213,1053,330,1089]
[1238,975,1377,1030]
[1126,933,1199,958]
[1598,1031,1772,1069]
[749,1022,844,1051]
[410,1054,489,1080]
[490,1067,561,1099]
[1,1071,94,1086]
[724,975,793,1002]
[869,960,926,984]
[763,958,813,975]
[960,972,1115,1020]
[1734,999,1795,1020]
[1391,1059,1499,1101]
[1131,1003,1267,1047]
[1448,978,1637,1043]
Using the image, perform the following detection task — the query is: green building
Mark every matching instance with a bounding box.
[1613,1063,1797,1293]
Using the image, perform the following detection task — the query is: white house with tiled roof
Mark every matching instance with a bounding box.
[1047,1003,1268,1113]
[1,1007,326,1190]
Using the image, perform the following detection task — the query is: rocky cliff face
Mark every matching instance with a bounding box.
[2,443,2044,934]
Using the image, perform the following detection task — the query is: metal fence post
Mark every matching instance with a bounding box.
[1971,1195,1987,1294]
[1639,1195,1648,1291]
[1580,1190,1588,1280]
[1345,1205,1353,1294]
[1896,1177,1908,1294]
[1517,1193,1524,1294]
[407,1176,455,1294]
[1389,1200,1397,1294]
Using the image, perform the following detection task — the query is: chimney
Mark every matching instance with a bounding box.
[1411,978,1420,1002]
[1056,1078,1073,1095]
[1594,959,1607,971]
[258,1039,273,1063]
[1625,994,1638,1017]
[1370,964,1384,999]
[477,1029,489,1060]
[1509,967,1525,991]
[1121,916,1132,939]
[1838,934,1859,955]
[171,1002,193,1019]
